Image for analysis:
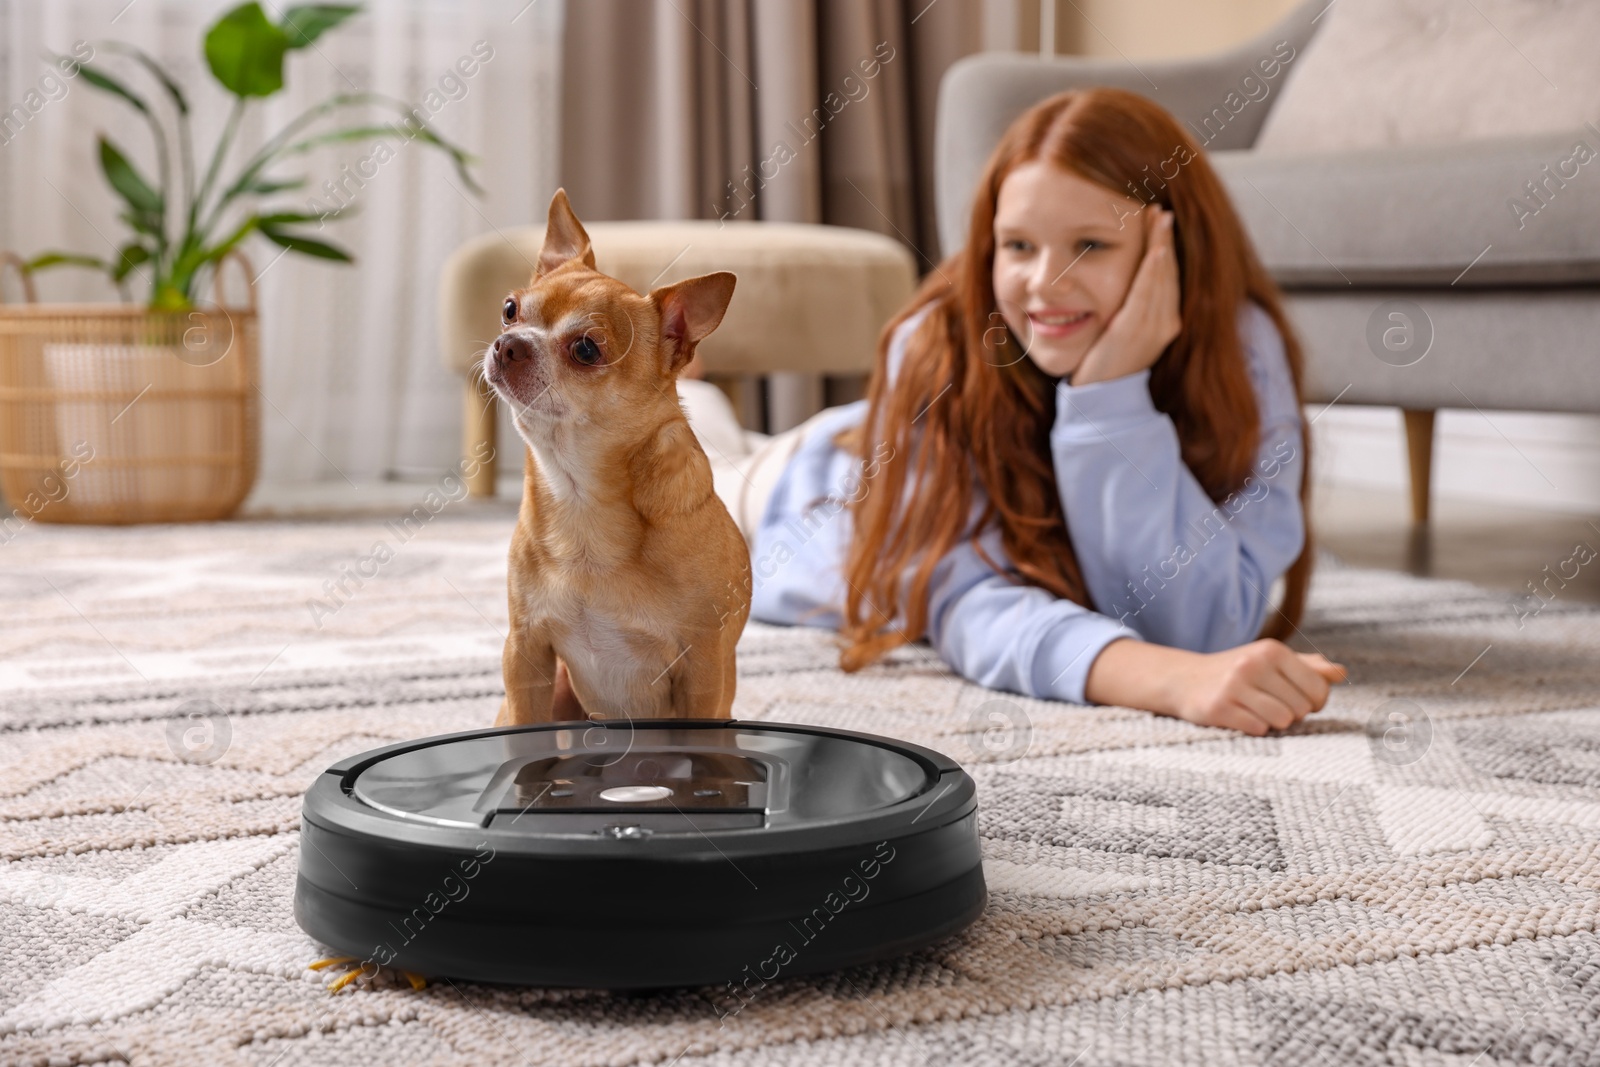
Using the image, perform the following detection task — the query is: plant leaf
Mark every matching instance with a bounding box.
[204,2,291,98]
[281,5,360,48]
[169,219,256,292]
[243,176,307,195]
[101,43,188,114]
[111,243,152,283]
[278,122,409,155]
[118,209,164,239]
[259,225,353,262]
[257,210,336,226]
[217,91,486,210]
[281,119,485,196]
[69,59,151,115]
[99,137,164,218]
[210,217,261,258]
[21,252,109,273]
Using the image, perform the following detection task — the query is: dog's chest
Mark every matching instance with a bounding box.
[562,616,674,715]
[522,585,677,715]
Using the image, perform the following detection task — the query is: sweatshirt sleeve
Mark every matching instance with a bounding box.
[1049,301,1305,651]
[920,517,1141,705]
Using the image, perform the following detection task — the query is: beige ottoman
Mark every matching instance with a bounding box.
[438,220,917,497]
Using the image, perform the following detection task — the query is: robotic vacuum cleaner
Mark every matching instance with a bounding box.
[295,718,986,989]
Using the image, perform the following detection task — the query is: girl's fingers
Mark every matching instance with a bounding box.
[1121,212,1172,314]
[1085,207,1180,379]
[1279,652,1333,710]
[1140,209,1169,274]
[1233,684,1298,732]
[1256,661,1317,720]
[1157,213,1179,278]
[1143,210,1181,329]
[1209,701,1273,737]
[1308,654,1349,683]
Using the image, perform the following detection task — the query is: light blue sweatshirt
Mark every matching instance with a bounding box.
[746,298,1306,705]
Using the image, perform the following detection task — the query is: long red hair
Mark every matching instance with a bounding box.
[830,86,1314,672]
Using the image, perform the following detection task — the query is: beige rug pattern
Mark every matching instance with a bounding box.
[2,509,1599,1065]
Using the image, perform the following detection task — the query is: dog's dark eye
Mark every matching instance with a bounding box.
[502,298,518,323]
[572,335,603,366]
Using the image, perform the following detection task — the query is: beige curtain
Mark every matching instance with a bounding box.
[559,0,990,431]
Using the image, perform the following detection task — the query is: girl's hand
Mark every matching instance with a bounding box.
[1069,207,1181,387]
[1166,639,1348,735]
[1086,637,1348,734]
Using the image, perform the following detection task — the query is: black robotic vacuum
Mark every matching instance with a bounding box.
[294,718,986,990]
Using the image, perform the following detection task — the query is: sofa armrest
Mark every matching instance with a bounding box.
[1215,128,1600,287]
[933,0,1325,258]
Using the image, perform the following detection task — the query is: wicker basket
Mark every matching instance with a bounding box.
[0,252,260,524]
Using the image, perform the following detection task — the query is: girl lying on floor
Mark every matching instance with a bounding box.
[680,86,1347,736]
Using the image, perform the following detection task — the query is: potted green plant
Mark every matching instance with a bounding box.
[0,2,480,524]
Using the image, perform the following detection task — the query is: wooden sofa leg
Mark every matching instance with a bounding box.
[1401,408,1435,525]
[464,375,498,498]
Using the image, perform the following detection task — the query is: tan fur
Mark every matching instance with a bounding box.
[485,189,750,725]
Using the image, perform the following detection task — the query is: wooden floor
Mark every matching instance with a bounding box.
[1313,483,1600,607]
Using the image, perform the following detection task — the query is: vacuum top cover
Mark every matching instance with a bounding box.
[313,718,967,853]
[357,720,928,822]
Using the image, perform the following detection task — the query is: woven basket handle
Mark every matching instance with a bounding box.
[209,249,259,315]
[0,252,39,305]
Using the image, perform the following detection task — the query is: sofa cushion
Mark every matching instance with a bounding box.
[1214,128,1600,288]
[1255,0,1600,153]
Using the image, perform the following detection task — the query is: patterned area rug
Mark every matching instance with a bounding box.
[3,506,1599,1066]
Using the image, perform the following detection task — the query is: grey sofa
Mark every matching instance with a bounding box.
[935,0,1600,523]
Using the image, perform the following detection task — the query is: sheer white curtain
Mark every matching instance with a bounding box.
[0,0,564,485]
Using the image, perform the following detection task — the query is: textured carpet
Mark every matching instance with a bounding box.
[2,506,1599,1066]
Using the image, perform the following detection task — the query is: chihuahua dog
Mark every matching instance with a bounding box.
[484,189,751,726]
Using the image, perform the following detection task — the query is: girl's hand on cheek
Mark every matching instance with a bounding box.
[1070,207,1181,387]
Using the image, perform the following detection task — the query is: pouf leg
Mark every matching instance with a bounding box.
[465,376,498,498]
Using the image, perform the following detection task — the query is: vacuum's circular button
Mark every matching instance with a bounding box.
[598,785,672,803]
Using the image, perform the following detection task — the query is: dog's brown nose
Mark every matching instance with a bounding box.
[493,334,534,365]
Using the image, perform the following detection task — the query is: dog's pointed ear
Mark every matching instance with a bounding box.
[537,188,596,275]
[650,271,736,377]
